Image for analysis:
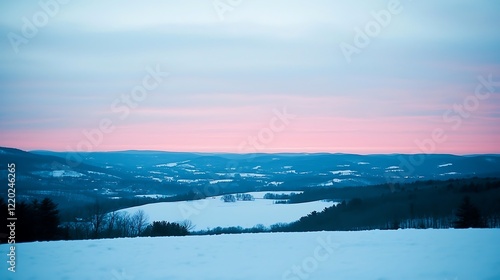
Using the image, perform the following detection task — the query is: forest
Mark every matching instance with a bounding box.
[1,177,499,242]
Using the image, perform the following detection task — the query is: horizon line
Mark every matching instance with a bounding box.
[1,146,500,157]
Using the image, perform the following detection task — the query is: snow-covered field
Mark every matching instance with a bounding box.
[120,192,330,230]
[2,229,499,280]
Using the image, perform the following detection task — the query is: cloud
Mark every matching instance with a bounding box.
[0,0,499,153]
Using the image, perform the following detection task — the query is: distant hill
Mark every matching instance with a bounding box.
[1,147,499,210]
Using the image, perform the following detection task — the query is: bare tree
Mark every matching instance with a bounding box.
[115,212,132,237]
[105,211,118,238]
[88,200,106,239]
[179,220,195,232]
[130,210,149,236]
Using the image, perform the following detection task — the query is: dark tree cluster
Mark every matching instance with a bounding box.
[0,197,194,242]
[221,194,236,203]
[282,178,500,232]
[63,201,193,240]
[453,196,484,228]
[193,178,500,236]
[0,197,64,243]
[221,193,255,203]
[142,221,189,237]
[263,192,298,200]
[235,193,255,201]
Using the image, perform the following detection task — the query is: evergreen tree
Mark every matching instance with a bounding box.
[37,198,61,240]
[454,196,483,228]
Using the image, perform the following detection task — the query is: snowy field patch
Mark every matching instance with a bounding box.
[119,192,325,230]
[3,229,499,280]
[33,170,85,178]
[330,170,356,176]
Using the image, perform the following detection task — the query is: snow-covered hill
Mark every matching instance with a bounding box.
[119,192,333,230]
[1,229,498,280]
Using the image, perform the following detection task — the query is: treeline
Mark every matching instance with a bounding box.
[62,201,192,240]
[0,198,64,242]
[194,178,500,235]
[0,198,191,243]
[3,178,499,242]
[220,193,255,202]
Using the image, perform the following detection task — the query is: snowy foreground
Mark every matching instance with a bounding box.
[120,192,333,230]
[2,229,499,280]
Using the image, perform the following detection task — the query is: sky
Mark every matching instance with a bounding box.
[0,0,499,154]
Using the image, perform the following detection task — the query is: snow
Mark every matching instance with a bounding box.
[386,166,400,169]
[438,163,453,168]
[87,170,105,175]
[319,178,346,186]
[177,179,203,184]
[87,171,120,179]
[385,168,405,172]
[3,229,499,280]
[119,193,330,230]
[251,191,302,199]
[217,173,266,178]
[135,194,176,199]
[266,181,284,187]
[209,179,233,184]
[330,170,356,176]
[275,170,298,174]
[440,172,460,176]
[33,170,85,178]
[239,173,266,178]
[156,163,177,167]
[163,176,174,182]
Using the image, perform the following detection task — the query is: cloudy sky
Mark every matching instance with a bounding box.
[1,0,499,154]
